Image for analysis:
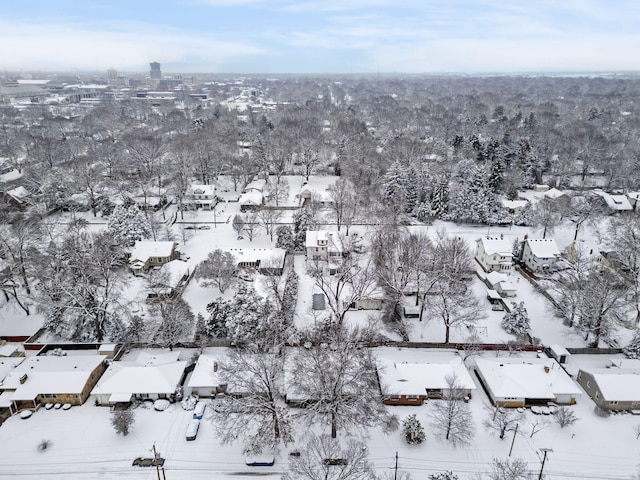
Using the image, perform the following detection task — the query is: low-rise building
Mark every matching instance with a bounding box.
[521,238,561,272]
[474,356,581,407]
[475,236,513,274]
[129,241,179,276]
[577,359,640,411]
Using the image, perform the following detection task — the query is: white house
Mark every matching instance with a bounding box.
[521,238,561,272]
[484,271,517,297]
[189,184,217,210]
[475,236,513,274]
[501,199,528,215]
[377,350,475,406]
[91,351,187,406]
[227,247,287,275]
[305,230,343,261]
[146,259,191,299]
[239,191,263,211]
[184,354,224,398]
[474,356,581,407]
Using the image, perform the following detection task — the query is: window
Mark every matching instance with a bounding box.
[609,401,619,405]
[586,380,590,388]
[595,392,600,400]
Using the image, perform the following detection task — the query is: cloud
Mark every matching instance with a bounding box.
[0,18,267,72]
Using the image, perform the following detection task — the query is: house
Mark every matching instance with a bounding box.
[378,350,476,406]
[227,248,287,275]
[547,344,571,364]
[239,191,263,211]
[501,199,528,215]
[475,236,513,274]
[474,356,581,407]
[129,241,179,276]
[184,355,225,398]
[565,240,610,270]
[243,178,266,193]
[146,260,191,299]
[299,182,334,208]
[3,186,31,209]
[483,271,516,297]
[0,354,106,414]
[577,359,640,411]
[593,190,633,212]
[306,230,343,261]
[188,184,217,210]
[521,238,561,272]
[91,350,187,406]
[0,356,25,422]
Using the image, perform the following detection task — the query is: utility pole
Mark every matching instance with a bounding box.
[508,423,519,457]
[538,448,553,480]
[153,443,161,480]
[394,451,398,480]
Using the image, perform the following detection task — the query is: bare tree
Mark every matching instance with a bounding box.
[527,417,549,438]
[258,209,284,242]
[486,457,532,480]
[554,406,579,428]
[284,434,375,480]
[243,212,260,242]
[151,296,194,351]
[531,197,562,239]
[430,375,475,447]
[196,249,237,293]
[232,214,246,237]
[307,250,378,327]
[287,329,389,439]
[327,177,357,232]
[212,344,294,455]
[483,406,524,440]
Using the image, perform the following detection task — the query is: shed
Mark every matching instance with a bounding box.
[548,344,570,364]
[403,306,421,319]
[312,294,325,311]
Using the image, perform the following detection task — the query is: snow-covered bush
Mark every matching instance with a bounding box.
[501,302,530,336]
[403,414,425,445]
[624,328,640,359]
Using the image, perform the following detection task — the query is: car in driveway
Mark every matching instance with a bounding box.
[186,420,200,441]
[193,401,206,419]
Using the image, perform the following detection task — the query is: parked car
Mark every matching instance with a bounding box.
[198,225,211,230]
[193,401,206,419]
[245,455,275,466]
[186,420,200,441]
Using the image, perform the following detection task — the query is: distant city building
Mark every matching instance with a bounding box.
[149,62,162,80]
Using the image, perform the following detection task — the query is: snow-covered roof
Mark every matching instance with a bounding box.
[378,352,475,396]
[538,187,567,200]
[0,357,25,384]
[501,199,528,210]
[5,186,30,200]
[525,238,560,258]
[187,355,223,390]
[92,360,187,397]
[244,178,266,192]
[305,230,342,251]
[593,190,633,211]
[0,355,105,401]
[0,344,19,357]
[135,350,181,366]
[191,184,216,196]
[239,191,262,205]
[130,241,177,263]
[485,271,509,287]
[476,236,513,257]
[227,247,286,266]
[475,357,581,401]
[580,365,640,402]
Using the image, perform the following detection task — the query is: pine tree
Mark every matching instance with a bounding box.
[501,302,530,336]
[624,328,640,359]
[430,177,449,219]
[403,414,426,445]
[107,205,152,246]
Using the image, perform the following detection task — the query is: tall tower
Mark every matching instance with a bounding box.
[149,62,161,80]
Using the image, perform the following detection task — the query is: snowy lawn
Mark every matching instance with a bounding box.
[1,348,638,479]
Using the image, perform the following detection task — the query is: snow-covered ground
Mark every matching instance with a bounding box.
[0,348,638,480]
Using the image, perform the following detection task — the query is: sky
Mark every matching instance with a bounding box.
[1,0,640,74]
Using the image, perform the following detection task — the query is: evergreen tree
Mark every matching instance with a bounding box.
[403,414,426,445]
[107,205,152,246]
[501,302,530,337]
[624,328,640,359]
[430,177,449,219]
